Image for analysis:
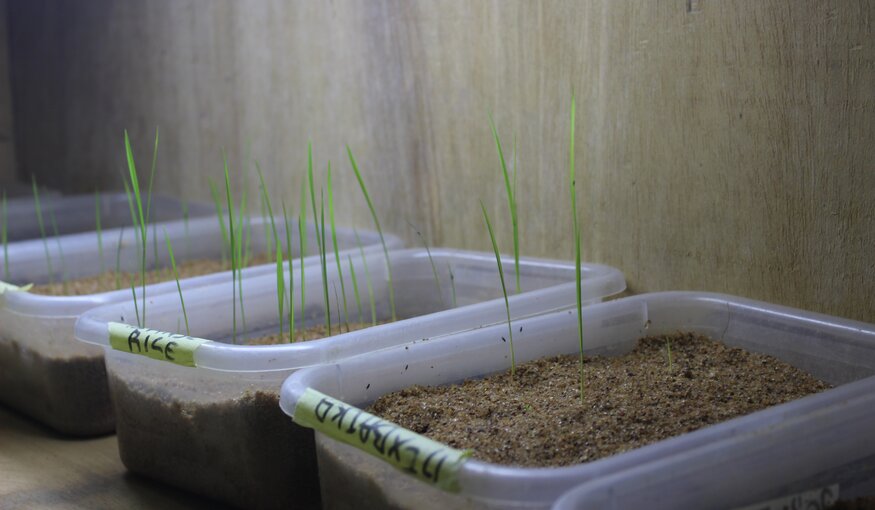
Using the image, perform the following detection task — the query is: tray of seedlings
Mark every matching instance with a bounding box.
[279,291,875,510]
[73,146,626,510]
[0,136,396,436]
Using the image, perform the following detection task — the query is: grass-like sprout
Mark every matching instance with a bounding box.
[48,208,68,293]
[448,263,457,308]
[256,163,285,338]
[354,229,377,326]
[348,255,362,323]
[568,91,585,402]
[297,178,307,340]
[283,202,296,343]
[114,226,125,290]
[164,229,190,335]
[130,275,140,326]
[347,146,396,321]
[319,187,331,335]
[95,190,103,273]
[327,164,350,332]
[666,340,674,372]
[31,176,53,284]
[208,178,230,266]
[2,191,8,280]
[481,201,514,376]
[222,152,238,343]
[236,170,249,336]
[489,114,521,294]
[124,130,151,327]
[307,146,331,335]
[408,221,444,308]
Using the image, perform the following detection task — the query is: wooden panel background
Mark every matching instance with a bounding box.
[0,0,15,186]
[6,0,874,321]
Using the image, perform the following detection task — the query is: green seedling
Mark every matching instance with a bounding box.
[568,91,585,402]
[257,163,285,337]
[327,164,349,332]
[236,170,248,335]
[164,229,190,336]
[319,187,331,335]
[408,221,444,308]
[2,191,8,280]
[115,226,125,290]
[124,130,151,327]
[481,201,514,376]
[283,202,296,343]
[222,152,239,343]
[48,208,68,293]
[489,114,521,294]
[95,191,104,273]
[31,176,54,284]
[298,177,308,337]
[130,275,140,327]
[355,229,377,327]
[208,178,230,266]
[448,263,457,308]
[307,147,331,335]
[348,255,362,323]
[347,146,396,321]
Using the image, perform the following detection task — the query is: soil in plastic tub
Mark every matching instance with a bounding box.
[315,332,832,510]
[109,322,379,510]
[0,256,268,436]
[371,332,830,467]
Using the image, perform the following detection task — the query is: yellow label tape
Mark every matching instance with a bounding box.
[108,322,207,367]
[0,281,33,294]
[293,388,472,492]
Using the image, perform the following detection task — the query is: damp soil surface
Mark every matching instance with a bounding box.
[370,332,831,468]
[246,321,386,345]
[31,255,270,296]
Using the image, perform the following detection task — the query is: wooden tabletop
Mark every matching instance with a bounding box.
[0,404,231,510]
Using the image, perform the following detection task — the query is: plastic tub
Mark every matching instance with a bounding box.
[0,215,394,436]
[278,292,875,510]
[73,249,625,510]
[2,192,205,242]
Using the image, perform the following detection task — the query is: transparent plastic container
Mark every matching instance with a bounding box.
[73,249,625,510]
[0,214,394,436]
[279,292,875,510]
[1,192,204,242]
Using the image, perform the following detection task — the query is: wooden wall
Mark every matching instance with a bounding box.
[6,1,875,321]
[0,0,15,186]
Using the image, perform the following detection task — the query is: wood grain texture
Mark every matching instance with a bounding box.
[0,0,15,185]
[6,0,875,321]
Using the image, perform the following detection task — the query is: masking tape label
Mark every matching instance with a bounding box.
[293,388,471,492]
[108,322,206,367]
[733,484,839,510]
[0,281,32,294]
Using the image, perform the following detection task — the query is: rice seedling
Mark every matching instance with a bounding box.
[327,164,349,332]
[48,208,68,293]
[256,163,285,338]
[489,114,521,294]
[307,145,331,335]
[354,229,377,327]
[31,176,54,284]
[95,191,104,273]
[130,275,140,326]
[208,178,230,266]
[114,226,125,290]
[124,130,151,327]
[480,200,514,376]
[568,91,585,402]
[298,177,308,338]
[2,191,8,280]
[235,168,249,336]
[283,202,296,343]
[408,221,443,308]
[164,229,190,336]
[347,146,396,321]
[222,152,239,343]
[449,267,458,306]
[347,255,362,323]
